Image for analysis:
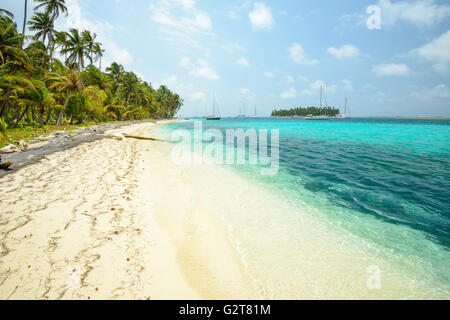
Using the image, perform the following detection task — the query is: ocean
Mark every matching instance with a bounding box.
[150,118,450,299]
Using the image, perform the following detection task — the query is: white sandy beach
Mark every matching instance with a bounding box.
[0,121,204,299]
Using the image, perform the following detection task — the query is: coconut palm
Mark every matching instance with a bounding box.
[34,0,67,21]
[0,8,14,19]
[1,5,181,127]
[94,44,104,69]
[106,62,124,93]
[120,72,139,104]
[21,0,28,47]
[27,12,53,46]
[49,68,84,124]
[60,28,90,70]
[83,65,111,91]
[27,80,59,126]
[81,30,102,66]
[0,16,28,65]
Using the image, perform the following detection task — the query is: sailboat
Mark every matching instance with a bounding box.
[339,97,350,119]
[206,94,221,120]
[236,103,247,119]
[251,106,257,118]
[304,85,333,120]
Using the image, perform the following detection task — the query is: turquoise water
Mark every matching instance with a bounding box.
[160,118,450,296]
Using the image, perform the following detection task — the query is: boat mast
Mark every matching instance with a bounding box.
[344,97,347,115]
[320,85,323,107]
[212,94,215,117]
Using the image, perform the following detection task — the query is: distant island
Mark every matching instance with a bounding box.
[272,107,340,117]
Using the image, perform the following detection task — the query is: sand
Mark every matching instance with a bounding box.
[0,121,203,300]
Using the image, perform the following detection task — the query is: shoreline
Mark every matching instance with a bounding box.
[1,120,447,299]
[0,120,157,178]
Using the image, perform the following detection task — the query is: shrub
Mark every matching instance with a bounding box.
[0,119,7,136]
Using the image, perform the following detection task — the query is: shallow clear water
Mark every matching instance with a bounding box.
[158,118,450,297]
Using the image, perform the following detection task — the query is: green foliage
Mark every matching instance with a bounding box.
[0,118,7,136]
[272,106,340,117]
[0,1,182,128]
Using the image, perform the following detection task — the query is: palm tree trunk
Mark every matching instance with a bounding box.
[44,110,53,125]
[21,0,28,48]
[12,106,29,128]
[56,92,70,125]
[38,107,45,127]
[0,87,12,120]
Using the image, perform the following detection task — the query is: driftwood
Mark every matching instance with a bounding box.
[0,161,13,170]
[122,134,164,141]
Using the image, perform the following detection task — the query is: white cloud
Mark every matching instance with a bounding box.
[180,57,220,80]
[240,88,256,99]
[378,0,450,28]
[56,0,133,68]
[341,79,353,91]
[221,42,246,54]
[280,79,338,99]
[264,71,275,78]
[280,88,297,99]
[289,43,319,66]
[190,91,206,101]
[228,11,239,20]
[180,57,191,68]
[337,0,450,31]
[327,45,360,59]
[189,66,220,80]
[237,57,250,67]
[160,74,207,103]
[149,0,213,48]
[411,30,450,73]
[411,84,450,99]
[286,76,295,84]
[373,63,410,76]
[298,75,309,82]
[309,80,338,94]
[249,3,274,30]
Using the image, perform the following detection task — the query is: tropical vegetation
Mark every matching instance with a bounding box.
[271,106,340,117]
[0,0,182,134]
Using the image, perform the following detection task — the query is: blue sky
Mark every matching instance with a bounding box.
[3,0,450,117]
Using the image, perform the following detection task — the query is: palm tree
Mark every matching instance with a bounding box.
[49,69,84,124]
[83,66,112,91]
[120,72,139,104]
[0,16,29,65]
[0,63,36,123]
[81,30,101,66]
[53,30,67,59]
[0,9,14,19]
[94,45,105,70]
[60,29,90,70]
[106,62,124,93]
[28,12,53,47]
[22,0,28,47]
[0,16,34,120]
[24,40,49,68]
[34,0,68,21]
